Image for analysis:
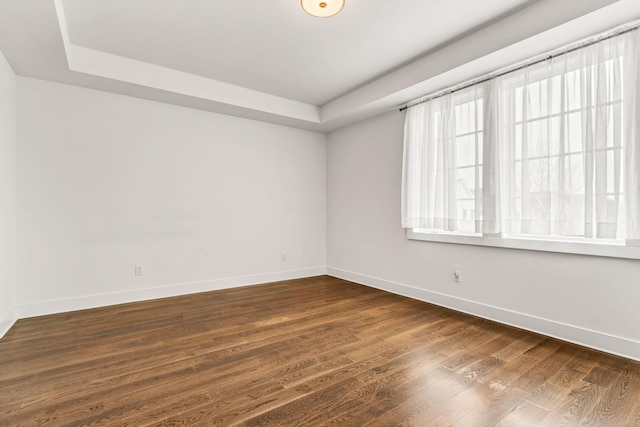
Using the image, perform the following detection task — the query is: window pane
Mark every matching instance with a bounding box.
[526,120,550,158]
[606,149,620,194]
[566,112,582,153]
[515,87,523,123]
[550,75,562,116]
[550,116,562,156]
[526,81,543,119]
[456,134,478,167]
[515,125,522,160]
[566,153,585,195]
[528,158,550,193]
[457,167,479,200]
[566,69,581,110]
[455,101,477,135]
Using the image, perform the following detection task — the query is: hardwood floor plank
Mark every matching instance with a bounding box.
[449,385,532,427]
[1,275,639,426]
[494,401,549,427]
[544,381,609,426]
[589,369,640,426]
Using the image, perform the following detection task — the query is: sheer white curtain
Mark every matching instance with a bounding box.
[401,84,497,233]
[402,27,640,243]
[498,30,639,240]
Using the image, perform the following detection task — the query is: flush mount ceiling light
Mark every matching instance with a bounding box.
[301,0,345,18]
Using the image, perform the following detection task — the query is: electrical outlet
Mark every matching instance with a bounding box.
[135,264,143,276]
[281,253,287,262]
[454,269,461,283]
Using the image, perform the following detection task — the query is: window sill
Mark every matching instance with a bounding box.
[407,229,640,260]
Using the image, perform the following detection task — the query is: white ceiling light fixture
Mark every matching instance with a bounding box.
[301,0,345,18]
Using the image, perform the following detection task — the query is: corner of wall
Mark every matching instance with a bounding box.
[0,50,18,340]
[0,308,17,339]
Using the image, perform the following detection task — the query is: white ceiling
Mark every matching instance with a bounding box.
[1,0,640,132]
[62,0,533,105]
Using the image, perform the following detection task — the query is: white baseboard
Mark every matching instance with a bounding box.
[8,265,639,363]
[0,307,18,339]
[327,267,640,362]
[15,267,326,321]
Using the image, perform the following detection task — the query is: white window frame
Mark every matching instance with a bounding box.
[407,228,640,259]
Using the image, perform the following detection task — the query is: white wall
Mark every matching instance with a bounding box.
[327,110,640,361]
[16,78,326,317]
[0,52,17,337]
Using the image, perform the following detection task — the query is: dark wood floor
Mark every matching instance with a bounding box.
[1,276,639,426]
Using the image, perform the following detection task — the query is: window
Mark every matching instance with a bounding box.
[402,85,485,235]
[402,26,640,258]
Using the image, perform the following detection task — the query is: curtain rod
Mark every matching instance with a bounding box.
[398,22,640,113]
